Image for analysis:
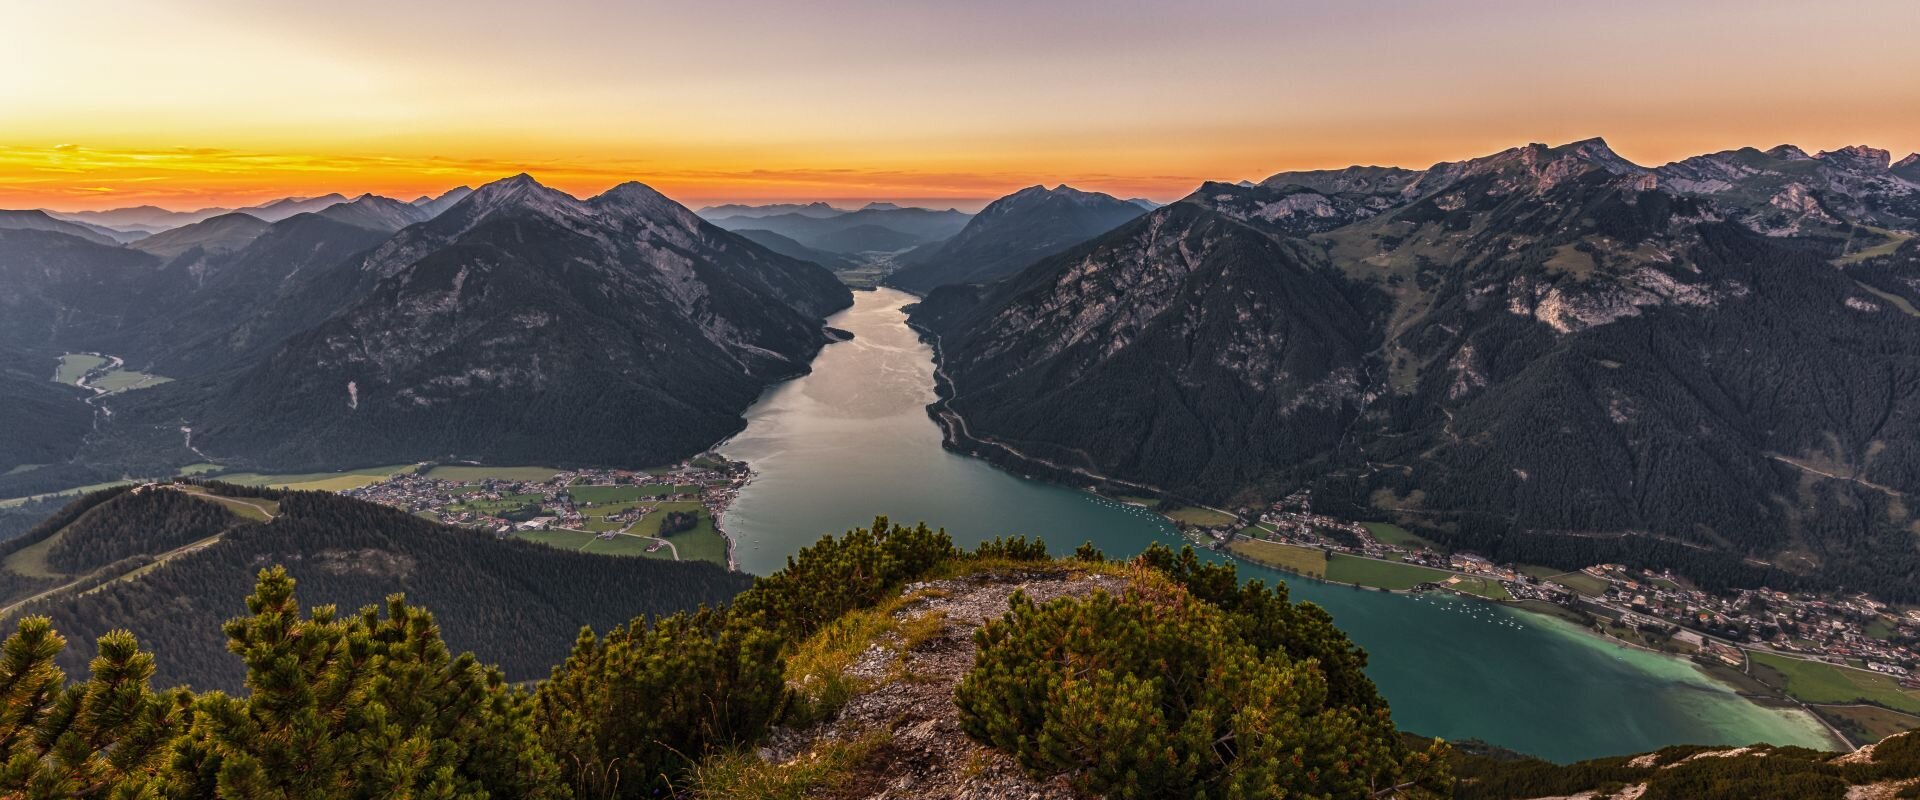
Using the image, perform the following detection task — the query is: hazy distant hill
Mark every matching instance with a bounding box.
[314,193,435,231]
[915,138,1920,600]
[410,185,474,216]
[709,205,971,253]
[127,212,271,259]
[886,184,1146,293]
[730,227,860,270]
[0,209,127,246]
[698,201,846,219]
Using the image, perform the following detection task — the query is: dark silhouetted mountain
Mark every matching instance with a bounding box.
[123,213,402,378]
[126,212,271,260]
[315,193,434,231]
[0,484,752,690]
[0,348,90,472]
[731,228,859,270]
[182,174,852,470]
[915,138,1920,600]
[47,205,230,235]
[0,209,126,246]
[698,201,846,220]
[886,184,1148,293]
[0,228,160,350]
[811,222,924,253]
[709,206,971,253]
[244,193,349,222]
[410,185,474,216]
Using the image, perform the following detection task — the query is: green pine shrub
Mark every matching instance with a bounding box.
[954,559,1451,798]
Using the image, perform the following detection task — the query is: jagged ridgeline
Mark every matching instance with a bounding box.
[0,482,749,690]
[913,139,1920,602]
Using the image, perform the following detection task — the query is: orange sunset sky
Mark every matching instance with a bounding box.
[5,0,1919,212]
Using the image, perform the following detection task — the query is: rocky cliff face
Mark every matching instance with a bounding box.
[914,139,1920,600]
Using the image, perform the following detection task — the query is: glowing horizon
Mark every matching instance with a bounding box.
[6,0,1919,212]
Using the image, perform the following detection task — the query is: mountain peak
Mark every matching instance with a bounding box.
[463,173,584,216]
[860,202,903,212]
[1893,154,1920,180]
[1766,144,1813,161]
[1816,145,1892,171]
[589,181,701,230]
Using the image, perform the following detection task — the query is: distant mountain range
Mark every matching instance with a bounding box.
[41,187,476,235]
[886,184,1148,293]
[913,138,1920,601]
[697,201,847,219]
[708,205,972,255]
[0,173,850,484]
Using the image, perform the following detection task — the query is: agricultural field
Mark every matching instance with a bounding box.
[1520,565,1610,596]
[1162,505,1238,528]
[644,501,728,565]
[1362,521,1432,549]
[212,464,419,492]
[91,370,170,393]
[50,354,170,394]
[1748,651,1920,714]
[0,480,137,509]
[51,354,105,384]
[1323,554,1457,591]
[514,499,727,567]
[516,529,597,550]
[172,485,280,521]
[1226,539,1327,577]
[578,533,673,557]
[1815,704,1920,744]
[422,465,563,482]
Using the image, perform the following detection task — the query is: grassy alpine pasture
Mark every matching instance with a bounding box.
[1323,554,1455,591]
[1748,651,1920,714]
[1362,521,1432,549]
[1162,505,1238,528]
[579,533,673,557]
[1520,564,1611,596]
[1226,538,1327,577]
[1814,704,1920,744]
[211,464,419,492]
[51,354,106,384]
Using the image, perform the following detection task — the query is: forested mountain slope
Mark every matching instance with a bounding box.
[914,139,1920,599]
[182,175,852,470]
[0,483,751,690]
[886,184,1146,293]
[0,174,853,476]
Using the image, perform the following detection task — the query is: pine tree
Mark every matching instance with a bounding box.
[0,618,186,797]
[165,567,564,799]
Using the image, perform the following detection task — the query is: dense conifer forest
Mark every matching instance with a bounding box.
[0,483,751,690]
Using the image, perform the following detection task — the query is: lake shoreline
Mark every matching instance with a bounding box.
[1216,536,1851,752]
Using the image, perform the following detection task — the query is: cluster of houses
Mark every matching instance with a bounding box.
[341,457,752,539]
[1577,563,1919,680]
[1233,490,1919,680]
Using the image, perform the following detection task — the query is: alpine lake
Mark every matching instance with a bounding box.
[718,287,1839,764]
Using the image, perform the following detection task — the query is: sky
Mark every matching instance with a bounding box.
[4,0,1919,212]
